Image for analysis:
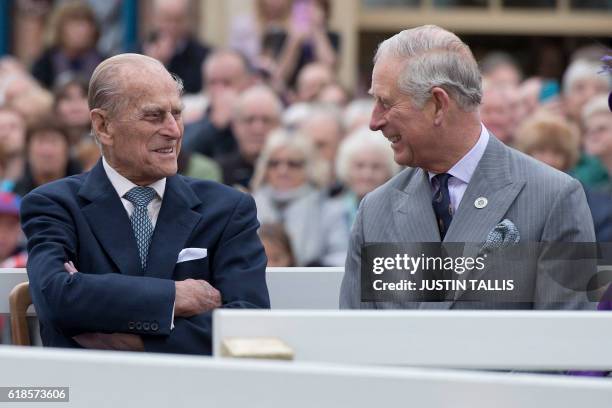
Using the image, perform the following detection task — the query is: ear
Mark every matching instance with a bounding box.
[90,109,114,148]
[430,87,450,126]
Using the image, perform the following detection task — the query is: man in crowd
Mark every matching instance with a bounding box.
[21,54,269,354]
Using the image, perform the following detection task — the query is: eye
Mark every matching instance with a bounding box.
[144,112,163,121]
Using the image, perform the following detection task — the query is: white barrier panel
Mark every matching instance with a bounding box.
[0,269,29,315]
[0,346,610,408]
[213,310,612,371]
[266,267,343,309]
[0,268,343,313]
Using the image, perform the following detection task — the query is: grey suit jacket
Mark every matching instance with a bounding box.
[340,135,597,310]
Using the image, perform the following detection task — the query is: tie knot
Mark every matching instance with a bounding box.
[433,173,452,189]
[124,187,156,207]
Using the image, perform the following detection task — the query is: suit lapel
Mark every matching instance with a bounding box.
[445,136,526,303]
[78,160,142,276]
[392,168,441,243]
[145,175,202,280]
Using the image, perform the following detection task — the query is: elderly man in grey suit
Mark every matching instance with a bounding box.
[340,25,597,310]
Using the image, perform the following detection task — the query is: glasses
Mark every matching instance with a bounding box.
[267,159,305,169]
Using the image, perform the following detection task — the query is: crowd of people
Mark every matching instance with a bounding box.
[0,0,611,279]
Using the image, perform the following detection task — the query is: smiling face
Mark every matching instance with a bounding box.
[97,66,184,185]
[369,55,438,169]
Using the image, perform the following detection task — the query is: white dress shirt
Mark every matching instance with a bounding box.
[102,157,166,227]
[429,124,490,212]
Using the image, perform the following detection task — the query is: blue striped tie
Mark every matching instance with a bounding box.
[124,187,156,272]
[432,173,453,240]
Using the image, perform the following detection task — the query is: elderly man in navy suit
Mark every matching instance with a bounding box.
[20,54,269,354]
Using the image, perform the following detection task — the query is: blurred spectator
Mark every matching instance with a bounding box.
[0,107,27,191]
[7,85,53,127]
[562,59,611,125]
[182,50,254,160]
[74,137,100,172]
[258,223,296,267]
[14,117,82,197]
[480,83,519,145]
[31,1,105,89]
[515,113,612,242]
[293,62,334,102]
[229,0,293,68]
[332,127,399,229]
[0,192,27,268]
[343,98,375,133]
[317,82,351,107]
[143,0,212,94]
[583,94,612,193]
[251,129,344,266]
[480,51,522,88]
[53,74,91,146]
[218,85,282,189]
[298,104,344,192]
[271,0,340,91]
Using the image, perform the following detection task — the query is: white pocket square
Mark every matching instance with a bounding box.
[177,248,208,263]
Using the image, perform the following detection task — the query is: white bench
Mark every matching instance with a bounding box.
[213,309,612,371]
[0,346,609,407]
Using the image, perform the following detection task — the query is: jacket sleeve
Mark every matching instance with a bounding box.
[21,191,175,337]
[142,192,270,354]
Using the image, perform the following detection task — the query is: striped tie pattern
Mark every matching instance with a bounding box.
[432,173,454,240]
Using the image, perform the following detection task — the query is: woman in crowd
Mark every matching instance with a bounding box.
[13,117,81,197]
[31,2,105,89]
[53,74,91,146]
[251,128,345,266]
[332,126,399,234]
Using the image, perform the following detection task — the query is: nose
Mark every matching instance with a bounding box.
[369,103,386,131]
[162,113,182,139]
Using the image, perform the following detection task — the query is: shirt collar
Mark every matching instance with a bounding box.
[429,124,490,184]
[102,156,166,200]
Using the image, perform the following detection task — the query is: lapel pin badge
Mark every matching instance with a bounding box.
[474,197,488,209]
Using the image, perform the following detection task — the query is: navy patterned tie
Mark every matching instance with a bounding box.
[432,173,453,240]
[124,187,156,272]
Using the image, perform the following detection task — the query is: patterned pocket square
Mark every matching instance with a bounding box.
[482,219,520,253]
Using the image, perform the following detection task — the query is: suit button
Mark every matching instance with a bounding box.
[143,322,150,331]
[151,322,159,331]
[128,322,135,330]
[136,322,142,330]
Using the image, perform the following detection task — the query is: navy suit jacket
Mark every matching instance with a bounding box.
[21,160,269,354]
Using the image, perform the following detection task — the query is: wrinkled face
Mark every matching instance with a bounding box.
[61,18,97,52]
[205,56,250,96]
[103,70,184,185]
[57,84,90,128]
[0,110,25,154]
[565,78,609,121]
[347,147,392,199]
[0,214,21,260]
[28,130,69,177]
[233,96,280,161]
[300,116,342,162]
[369,55,436,168]
[262,237,293,267]
[584,112,612,160]
[266,146,307,191]
[531,148,567,172]
[481,89,515,144]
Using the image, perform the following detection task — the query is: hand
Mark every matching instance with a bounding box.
[64,261,77,275]
[174,279,221,317]
[73,332,145,351]
[143,33,175,65]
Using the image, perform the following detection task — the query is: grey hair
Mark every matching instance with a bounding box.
[88,53,184,117]
[250,127,329,191]
[374,25,482,111]
[582,94,610,123]
[562,59,611,95]
[335,126,399,184]
[232,85,283,120]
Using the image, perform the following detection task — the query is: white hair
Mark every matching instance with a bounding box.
[335,126,399,184]
[282,103,313,128]
[233,85,283,119]
[562,59,611,95]
[250,128,328,191]
[582,94,611,123]
[374,25,482,111]
[343,98,375,130]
